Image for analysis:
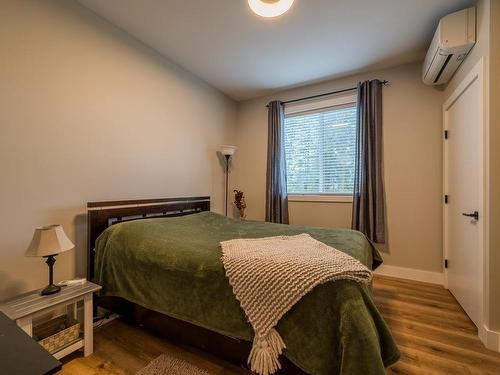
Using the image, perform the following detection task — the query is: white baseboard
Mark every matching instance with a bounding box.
[374,264,444,285]
[479,325,500,353]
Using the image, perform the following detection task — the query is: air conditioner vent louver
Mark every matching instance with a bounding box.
[434,54,453,84]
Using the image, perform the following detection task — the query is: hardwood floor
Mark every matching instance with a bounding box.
[58,318,249,375]
[58,276,500,374]
[373,276,500,374]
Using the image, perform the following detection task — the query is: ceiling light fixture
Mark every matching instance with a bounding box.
[248,0,295,18]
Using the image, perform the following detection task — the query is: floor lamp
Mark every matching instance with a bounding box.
[219,145,237,216]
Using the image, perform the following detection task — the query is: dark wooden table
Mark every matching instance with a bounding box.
[0,311,61,375]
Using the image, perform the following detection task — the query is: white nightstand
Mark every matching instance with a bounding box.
[0,281,101,359]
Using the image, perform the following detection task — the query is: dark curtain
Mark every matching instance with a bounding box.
[352,80,386,243]
[266,101,289,224]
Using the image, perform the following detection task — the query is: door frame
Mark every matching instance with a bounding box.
[443,58,487,334]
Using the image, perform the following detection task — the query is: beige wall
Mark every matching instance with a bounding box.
[0,0,236,300]
[233,62,444,273]
[488,0,499,332]
[288,201,352,229]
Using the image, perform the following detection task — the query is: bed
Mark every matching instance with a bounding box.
[87,197,399,375]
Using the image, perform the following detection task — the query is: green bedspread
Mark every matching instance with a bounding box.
[95,212,399,375]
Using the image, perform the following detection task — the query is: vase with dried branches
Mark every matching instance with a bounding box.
[233,190,247,219]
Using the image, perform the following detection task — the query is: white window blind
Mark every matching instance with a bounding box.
[284,101,357,195]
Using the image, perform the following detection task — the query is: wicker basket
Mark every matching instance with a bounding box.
[33,315,80,353]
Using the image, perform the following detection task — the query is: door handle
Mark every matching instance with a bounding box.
[462,211,479,221]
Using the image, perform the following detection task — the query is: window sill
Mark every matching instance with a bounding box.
[287,194,353,203]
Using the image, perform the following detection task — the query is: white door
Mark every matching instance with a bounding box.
[443,63,483,329]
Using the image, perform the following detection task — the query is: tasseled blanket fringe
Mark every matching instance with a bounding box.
[248,328,286,375]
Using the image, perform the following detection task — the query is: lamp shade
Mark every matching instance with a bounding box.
[219,145,237,156]
[25,225,75,257]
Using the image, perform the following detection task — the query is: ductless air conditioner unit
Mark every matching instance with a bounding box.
[422,7,476,86]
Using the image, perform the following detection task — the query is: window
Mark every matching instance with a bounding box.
[284,94,357,197]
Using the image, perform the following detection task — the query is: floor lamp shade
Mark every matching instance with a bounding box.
[220,145,237,157]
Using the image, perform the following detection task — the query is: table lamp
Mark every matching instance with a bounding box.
[25,225,75,295]
[219,145,237,216]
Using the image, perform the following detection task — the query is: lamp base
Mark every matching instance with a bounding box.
[40,254,60,296]
[41,284,61,296]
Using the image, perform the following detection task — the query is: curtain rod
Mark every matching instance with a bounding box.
[267,80,389,107]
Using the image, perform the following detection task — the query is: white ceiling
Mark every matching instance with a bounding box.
[78,0,473,101]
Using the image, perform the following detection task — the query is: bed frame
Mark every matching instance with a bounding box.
[86,196,305,374]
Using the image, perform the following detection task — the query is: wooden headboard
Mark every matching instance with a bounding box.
[86,196,210,281]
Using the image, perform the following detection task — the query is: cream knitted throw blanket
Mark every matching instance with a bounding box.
[220,233,372,375]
